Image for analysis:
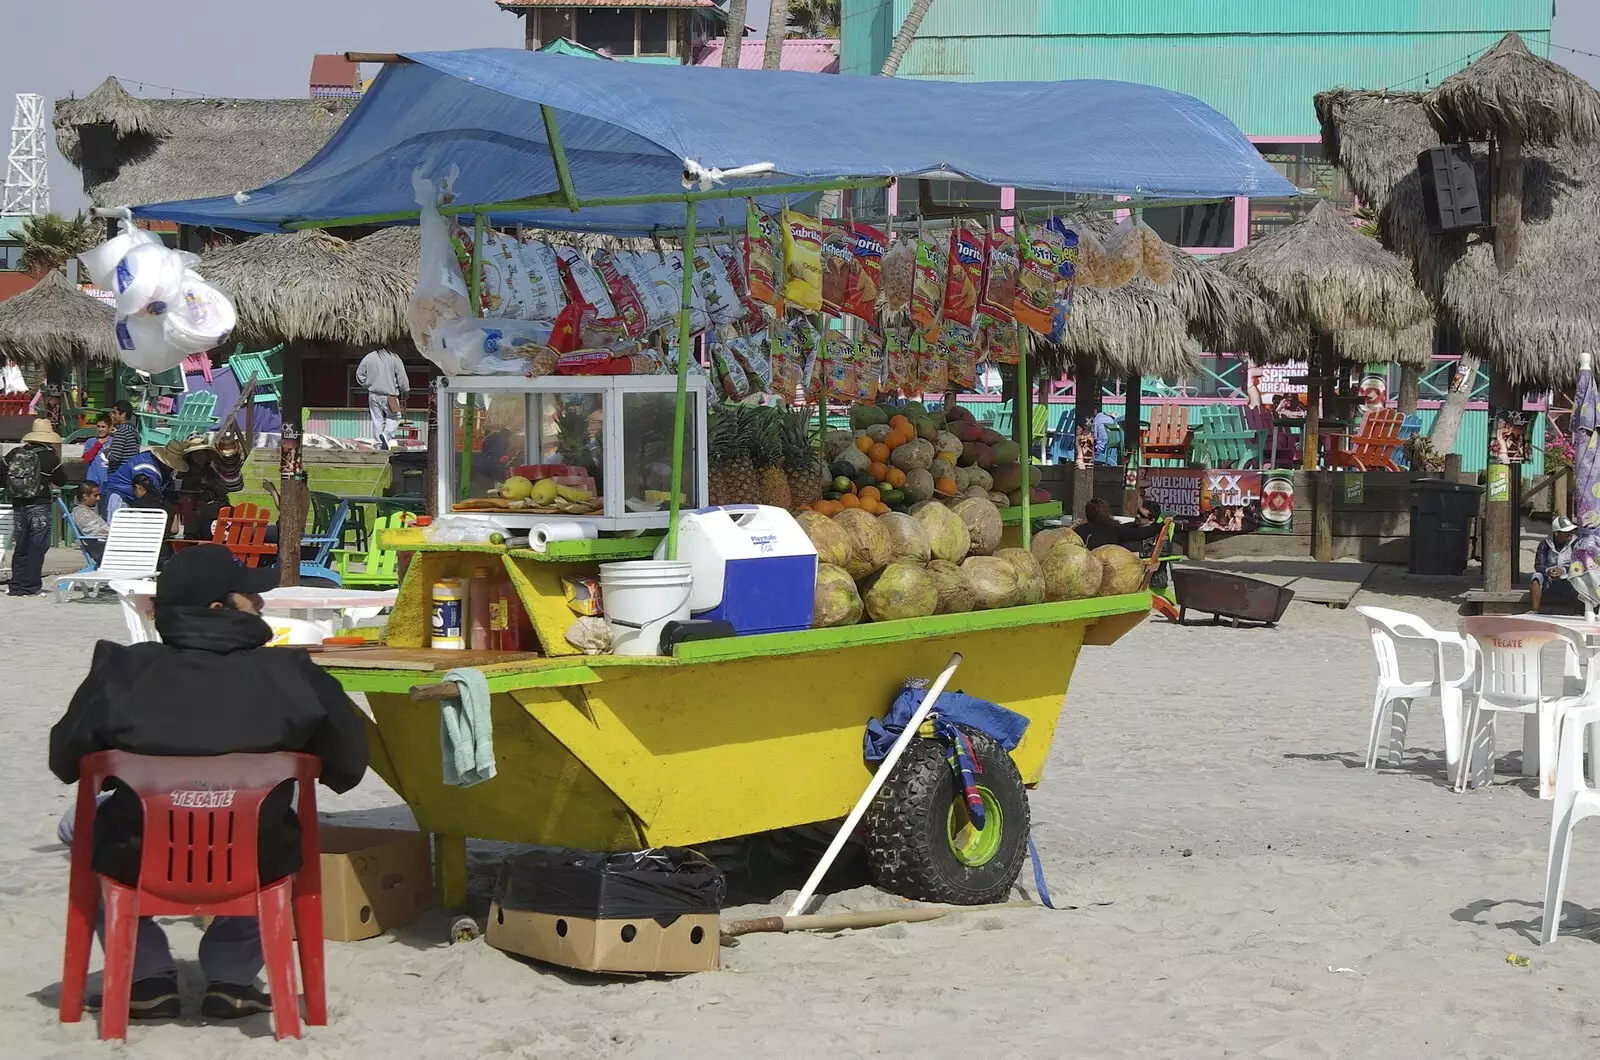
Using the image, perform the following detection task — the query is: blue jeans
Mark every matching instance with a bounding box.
[8,500,51,595]
[94,912,263,988]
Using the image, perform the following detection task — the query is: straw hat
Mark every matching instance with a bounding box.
[21,418,63,445]
[150,441,190,474]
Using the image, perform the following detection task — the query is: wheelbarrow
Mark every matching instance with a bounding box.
[1171,566,1295,627]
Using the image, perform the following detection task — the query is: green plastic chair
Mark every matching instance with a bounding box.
[227,344,285,404]
[1193,404,1265,469]
[136,390,218,446]
[987,406,1014,436]
[332,512,412,588]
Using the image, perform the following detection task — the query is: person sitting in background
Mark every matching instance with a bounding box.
[50,546,369,1020]
[1075,496,1161,552]
[1532,516,1580,612]
[104,443,185,519]
[70,483,110,562]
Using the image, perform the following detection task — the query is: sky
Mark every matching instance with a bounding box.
[3,0,1595,214]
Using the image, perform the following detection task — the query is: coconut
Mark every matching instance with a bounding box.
[952,497,1003,556]
[1092,543,1145,596]
[865,423,893,442]
[832,508,894,579]
[996,547,1045,605]
[925,558,975,613]
[929,457,956,483]
[1040,542,1103,601]
[813,563,863,626]
[1030,526,1084,561]
[833,444,870,474]
[861,561,940,621]
[795,510,852,569]
[821,430,856,461]
[902,467,935,503]
[991,491,1014,507]
[913,502,970,563]
[966,465,994,493]
[879,511,932,564]
[889,437,936,471]
[961,555,1022,610]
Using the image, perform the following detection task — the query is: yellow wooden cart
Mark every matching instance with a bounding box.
[319,535,1149,910]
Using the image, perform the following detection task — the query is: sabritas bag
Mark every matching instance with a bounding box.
[1014,226,1064,335]
[781,207,825,313]
[942,222,984,328]
[978,230,1019,322]
[745,202,784,311]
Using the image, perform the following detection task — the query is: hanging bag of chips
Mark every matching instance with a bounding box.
[880,235,916,318]
[1137,218,1176,286]
[978,229,1020,322]
[911,236,947,340]
[1103,217,1144,289]
[942,222,984,328]
[1014,225,1063,335]
[746,202,785,311]
[781,207,825,313]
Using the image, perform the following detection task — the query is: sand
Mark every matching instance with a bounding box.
[3,559,1599,1058]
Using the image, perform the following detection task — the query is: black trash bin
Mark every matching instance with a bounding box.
[1409,478,1483,576]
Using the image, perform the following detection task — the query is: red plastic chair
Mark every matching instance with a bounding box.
[60,752,325,1041]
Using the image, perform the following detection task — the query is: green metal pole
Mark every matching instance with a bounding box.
[460,212,483,502]
[1017,326,1031,549]
[666,198,698,561]
[541,105,580,211]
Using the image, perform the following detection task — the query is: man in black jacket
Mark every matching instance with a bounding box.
[49,545,369,1021]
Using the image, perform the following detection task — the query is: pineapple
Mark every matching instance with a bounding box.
[782,408,824,511]
[750,407,793,511]
[708,404,761,505]
[555,406,594,476]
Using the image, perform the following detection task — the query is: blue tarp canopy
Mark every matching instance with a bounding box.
[133,49,1300,235]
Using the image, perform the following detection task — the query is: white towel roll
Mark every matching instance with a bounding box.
[529,521,599,552]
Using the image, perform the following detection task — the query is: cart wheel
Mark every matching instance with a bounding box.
[449,916,481,944]
[862,727,1029,905]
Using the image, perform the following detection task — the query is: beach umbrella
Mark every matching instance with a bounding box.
[1568,351,1600,618]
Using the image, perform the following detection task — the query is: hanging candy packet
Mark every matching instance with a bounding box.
[940,321,979,391]
[767,328,800,399]
[1014,225,1064,335]
[591,251,650,338]
[981,316,1020,366]
[745,202,784,311]
[824,333,858,399]
[820,220,855,318]
[880,236,916,317]
[781,207,825,313]
[883,327,914,392]
[692,247,744,327]
[911,237,947,340]
[553,246,618,318]
[978,229,1019,322]
[855,331,884,402]
[942,222,984,328]
[715,242,764,324]
[913,329,947,393]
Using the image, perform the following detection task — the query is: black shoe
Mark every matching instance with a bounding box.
[85,976,181,1020]
[201,982,273,1020]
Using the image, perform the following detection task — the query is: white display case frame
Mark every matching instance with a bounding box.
[435,374,712,531]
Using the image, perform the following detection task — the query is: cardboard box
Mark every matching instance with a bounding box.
[487,904,720,974]
[319,826,436,942]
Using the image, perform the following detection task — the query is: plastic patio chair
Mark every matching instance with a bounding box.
[54,508,169,602]
[136,391,218,447]
[1327,408,1406,472]
[1047,407,1077,464]
[299,492,350,586]
[54,497,102,573]
[59,751,325,1040]
[1355,606,1475,773]
[332,512,413,588]
[1193,405,1266,469]
[1141,405,1194,466]
[228,344,285,405]
[1458,617,1600,798]
[1538,702,1600,944]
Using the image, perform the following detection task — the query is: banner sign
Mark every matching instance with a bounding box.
[1145,469,1264,532]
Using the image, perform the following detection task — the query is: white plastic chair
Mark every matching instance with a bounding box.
[0,504,13,570]
[1539,702,1600,943]
[53,508,168,602]
[1459,617,1600,798]
[1355,606,1474,773]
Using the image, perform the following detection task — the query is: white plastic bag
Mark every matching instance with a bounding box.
[114,313,180,372]
[80,222,160,291]
[111,241,194,316]
[433,317,558,377]
[162,276,237,354]
[1103,218,1144,289]
[406,168,474,371]
[1137,218,1175,286]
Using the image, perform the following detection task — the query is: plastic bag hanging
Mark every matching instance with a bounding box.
[1102,217,1144,289]
[1137,218,1176,286]
[85,218,235,373]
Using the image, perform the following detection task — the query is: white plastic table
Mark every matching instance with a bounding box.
[110,581,399,644]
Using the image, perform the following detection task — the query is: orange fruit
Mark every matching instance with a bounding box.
[868,461,889,481]
[886,467,907,487]
[868,442,891,463]
[936,477,958,495]
[855,435,873,453]
[889,414,911,430]
[860,485,881,503]
[839,494,861,509]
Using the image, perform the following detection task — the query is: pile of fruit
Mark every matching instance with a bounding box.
[706,403,826,511]
[799,495,1147,628]
[809,401,1051,517]
[457,474,601,514]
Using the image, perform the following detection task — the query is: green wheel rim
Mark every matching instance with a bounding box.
[946,785,1004,867]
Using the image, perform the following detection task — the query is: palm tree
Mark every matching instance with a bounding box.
[763,0,791,70]
[879,0,935,76]
[788,0,840,38]
[18,212,99,275]
[721,0,750,68]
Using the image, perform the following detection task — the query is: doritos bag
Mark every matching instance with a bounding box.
[942,222,984,328]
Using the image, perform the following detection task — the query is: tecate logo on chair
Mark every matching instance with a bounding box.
[170,789,236,808]
[1492,637,1525,649]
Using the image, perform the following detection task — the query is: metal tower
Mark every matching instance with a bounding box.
[2,93,50,216]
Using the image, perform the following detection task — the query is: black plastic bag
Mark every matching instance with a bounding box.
[494,847,725,921]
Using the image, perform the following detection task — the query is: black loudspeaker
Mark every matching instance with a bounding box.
[1417,145,1484,234]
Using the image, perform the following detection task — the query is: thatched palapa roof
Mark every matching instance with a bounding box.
[198,231,411,349]
[1425,33,1600,146]
[1217,200,1432,366]
[355,227,421,273]
[0,271,118,367]
[1317,80,1600,386]
[55,77,354,208]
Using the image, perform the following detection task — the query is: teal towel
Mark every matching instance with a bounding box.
[439,667,496,787]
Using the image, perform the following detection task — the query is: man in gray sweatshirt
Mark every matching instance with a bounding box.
[355,348,410,449]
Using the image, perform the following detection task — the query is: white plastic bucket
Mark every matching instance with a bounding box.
[599,560,693,656]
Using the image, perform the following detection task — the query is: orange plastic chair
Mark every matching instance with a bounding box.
[1140,405,1194,466]
[60,751,325,1041]
[1327,409,1405,471]
[173,504,279,567]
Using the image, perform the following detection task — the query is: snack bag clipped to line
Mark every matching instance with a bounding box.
[829,221,886,323]
[978,229,1019,322]
[942,222,985,328]
[1047,226,1081,345]
[553,245,618,318]
[1103,217,1144,289]
[1014,225,1064,335]
[692,247,745,328]
[820,220,855,318]
[515,238,568,320]
[794,317,825,402]
[745,202,785,312]
[591,251,650,338]
[911,237,947,341]
[980,316,1021,366]
[940,321,979,392]
[855,331,885,402]
[781,207,825,313]
[824,333,857,400]
[913,329,947,393]
[711,337,752,401]
[880,236,916,317]
[768,327,802,399]
[715,242,765,324]
[883,327,914,392]
[729,329,773,393]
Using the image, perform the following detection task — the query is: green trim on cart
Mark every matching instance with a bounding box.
[372,535,665,562]
[327,664,602,694]
[999,501,1062,524]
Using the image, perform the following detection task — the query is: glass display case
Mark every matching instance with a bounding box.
[436,374,711,530]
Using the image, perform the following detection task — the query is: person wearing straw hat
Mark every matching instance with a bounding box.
[1,418,68,596]
[1532,515,1580,612]
[103,442,187,521]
